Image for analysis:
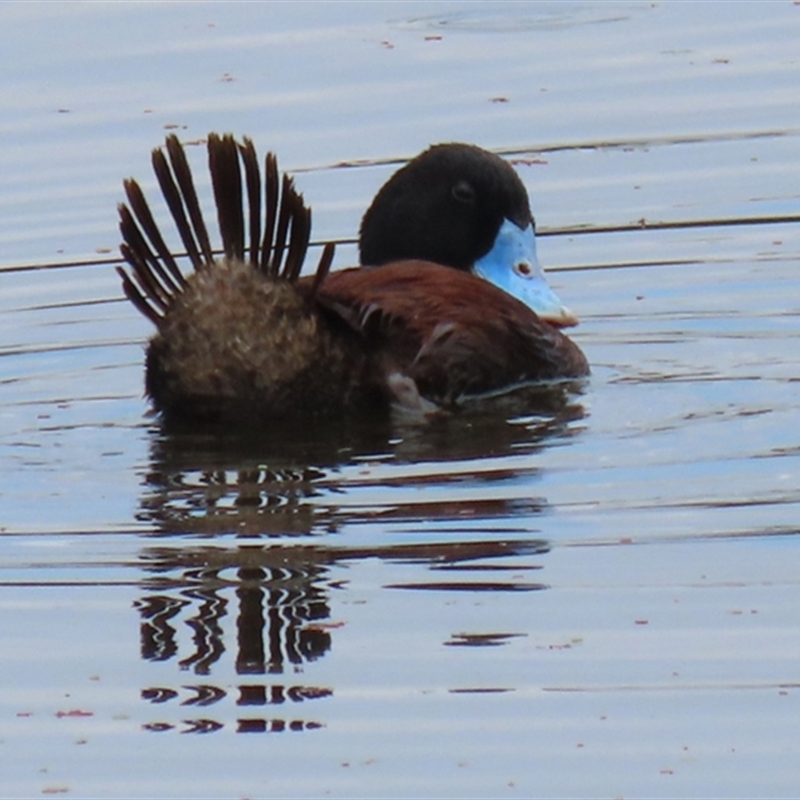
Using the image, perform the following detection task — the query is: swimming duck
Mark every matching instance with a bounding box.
[118,134,588,423]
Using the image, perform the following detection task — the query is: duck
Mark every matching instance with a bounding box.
[117,133,588,423]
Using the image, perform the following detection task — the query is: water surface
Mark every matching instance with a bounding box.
[2,2,800,798]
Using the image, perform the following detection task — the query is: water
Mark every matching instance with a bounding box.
[2,2,800,797]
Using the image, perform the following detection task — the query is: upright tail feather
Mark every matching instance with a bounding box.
[117,133,335,326]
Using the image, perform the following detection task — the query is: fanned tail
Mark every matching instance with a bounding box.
[116,133,335,326]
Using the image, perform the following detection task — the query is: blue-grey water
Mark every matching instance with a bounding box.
[2,2,800,797]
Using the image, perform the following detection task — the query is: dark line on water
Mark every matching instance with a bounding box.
[384,581,548,592]
[291,127,800,172]
[0,580,144,588]
[537,213,800,238]
[1,218,798,275]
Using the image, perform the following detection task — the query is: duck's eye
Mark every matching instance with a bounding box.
[451,180,476,204]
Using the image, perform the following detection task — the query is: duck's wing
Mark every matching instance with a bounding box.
[116,133,334,326]
[314,261,589,408]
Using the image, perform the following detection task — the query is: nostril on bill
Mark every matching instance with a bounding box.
[514,261,533,277]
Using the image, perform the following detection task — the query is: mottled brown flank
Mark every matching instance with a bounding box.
[145,259,370,421]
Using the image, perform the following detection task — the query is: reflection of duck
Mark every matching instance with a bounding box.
[118,134,588,423]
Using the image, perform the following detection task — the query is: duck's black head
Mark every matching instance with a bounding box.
[360,143,531,271]
[359,143,576,327]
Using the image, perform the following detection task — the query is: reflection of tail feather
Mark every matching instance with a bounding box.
[143,683,330,707]
[235,567,332,675]
[180,718,224,734]
[137,564,334,675]
[142,722,174,732]
[266,583,332,671]
[180,684,227,707]
[135,595,189,661]
[237,718,324,733]
[237,577,267,674]
[178,587,228,674]
[143,713,326,734]
[141,687,179,704]
[287,685,332,702]
[238,684,333,705]
[142,683,331,732]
